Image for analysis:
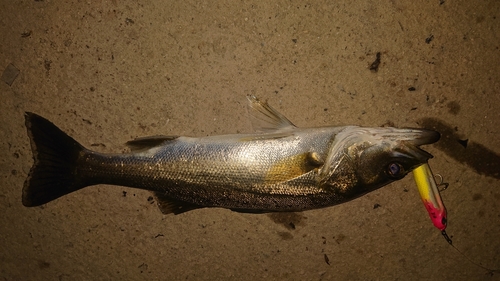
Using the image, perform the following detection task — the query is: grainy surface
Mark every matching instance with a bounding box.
[1,1,499,280]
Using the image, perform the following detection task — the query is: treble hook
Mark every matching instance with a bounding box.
[441,230,453,244]
[434,173,449,192]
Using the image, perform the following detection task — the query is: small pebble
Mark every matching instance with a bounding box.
[2,63,20,86]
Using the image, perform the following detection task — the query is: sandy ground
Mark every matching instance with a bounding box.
[1,0,499,280]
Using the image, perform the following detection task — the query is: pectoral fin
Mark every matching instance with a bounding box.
[265,152,324,184]
[247,95,297,132]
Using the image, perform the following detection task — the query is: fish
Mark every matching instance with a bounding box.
[22,95,440,214]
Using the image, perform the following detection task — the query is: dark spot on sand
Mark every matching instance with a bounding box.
[277,231,293,240]
[44,59,51,72]
[472,193,483,201]
[369,52,381,72]
[38,260,50,269]
[447,101,461,115]
[425,34,434,44]
[334,233,346,244]
[21,30,32,37]
[324,254,330,265]
[268,212,307,230]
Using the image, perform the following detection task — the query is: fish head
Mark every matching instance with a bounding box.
[320,127,440,197]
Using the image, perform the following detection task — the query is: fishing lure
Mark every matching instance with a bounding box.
[413,163,448,231]
[413,162,498,274]
[413,162,453,244]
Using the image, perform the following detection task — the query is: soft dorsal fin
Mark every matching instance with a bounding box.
[126,135,178,151]
[153,192,204,215]
[247,95,297,132]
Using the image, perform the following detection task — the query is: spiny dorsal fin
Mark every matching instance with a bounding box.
[247,95,297,132]
[126,135,178,151]
[153,192,204,215]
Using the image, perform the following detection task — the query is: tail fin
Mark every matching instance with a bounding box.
[23,112,87,207]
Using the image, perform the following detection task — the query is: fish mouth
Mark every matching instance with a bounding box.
[406,129,441,146]
[369,127,440,146]
[402,128,441,161]
[370,127,440,162]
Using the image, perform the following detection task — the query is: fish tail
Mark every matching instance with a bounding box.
[23,112,87,207]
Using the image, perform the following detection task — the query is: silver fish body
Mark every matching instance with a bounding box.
[23,96,440,214]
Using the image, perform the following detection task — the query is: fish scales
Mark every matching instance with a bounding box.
[76,129,342,210]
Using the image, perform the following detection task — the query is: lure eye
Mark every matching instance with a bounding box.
[387,162,404,178]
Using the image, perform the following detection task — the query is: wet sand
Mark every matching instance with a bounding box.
[1,1,499,280]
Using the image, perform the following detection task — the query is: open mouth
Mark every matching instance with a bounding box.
[403,129,441,162]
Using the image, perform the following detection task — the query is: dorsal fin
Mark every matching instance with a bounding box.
[247,95,297,132]
[126,135,178,151]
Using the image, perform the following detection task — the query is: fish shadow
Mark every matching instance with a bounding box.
[419,118,500,180]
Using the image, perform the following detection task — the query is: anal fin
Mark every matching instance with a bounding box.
[229,208,269,214]
[153,192,204,215]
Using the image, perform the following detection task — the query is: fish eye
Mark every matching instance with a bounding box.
[387,162,404,178]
